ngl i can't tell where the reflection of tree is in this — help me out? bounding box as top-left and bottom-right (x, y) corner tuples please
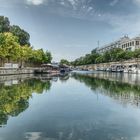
(72, 73), (140, 108)
(0, 79), (51, 127)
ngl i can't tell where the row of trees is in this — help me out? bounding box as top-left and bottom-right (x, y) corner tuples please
(71, 48), (140, 66)
(0, 16), (52, 66)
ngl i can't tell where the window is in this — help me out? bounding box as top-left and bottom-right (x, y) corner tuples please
(136, 41), (139, 45)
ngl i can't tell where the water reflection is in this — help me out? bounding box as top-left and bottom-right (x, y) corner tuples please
(85, 72), (140, 85)
(72, 72), (140, 108)
(1, 73), (140, 140)
(0, 77), (51, 127)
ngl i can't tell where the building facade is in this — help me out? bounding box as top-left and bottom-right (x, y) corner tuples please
(96, 35), (140, 54)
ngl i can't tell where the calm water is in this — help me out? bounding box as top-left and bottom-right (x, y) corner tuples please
(0, 72), (140, 140)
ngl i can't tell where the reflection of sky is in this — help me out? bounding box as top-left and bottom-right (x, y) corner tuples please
(0, 0), (140, 61)
(0, 77), (140, 140)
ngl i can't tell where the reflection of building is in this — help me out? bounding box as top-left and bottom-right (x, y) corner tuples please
(96, 35), (140, 54)
(72, 73), (140, 108)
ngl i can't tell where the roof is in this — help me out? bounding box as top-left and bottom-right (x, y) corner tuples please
(41, 63), (52, 67)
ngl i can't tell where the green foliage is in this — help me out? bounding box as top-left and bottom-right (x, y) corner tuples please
(29, 49), (52, 64)
(134, 49), (140, 58)
(72, 47), (140, 66)
(95, 55), (104, 63)
(0, 32), (20, 60)
(0, 16), (52, 66)
(0, 16), (10, 32)
(10, 25), (30, 46)
(45, 51), (52, 63)
(60, 59), (70, 65)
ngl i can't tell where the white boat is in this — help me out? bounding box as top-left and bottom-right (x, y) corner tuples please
(131, 67), (137, 74)
(123, 68), (128, 73)
(106, 68), (111, 72)
(137, 69), (140, 74)
(128, 65), (138, 74)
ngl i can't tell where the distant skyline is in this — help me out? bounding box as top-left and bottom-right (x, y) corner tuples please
(0, 0), (140, 61)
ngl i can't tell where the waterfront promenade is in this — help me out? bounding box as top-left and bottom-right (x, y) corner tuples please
(76, 58), (140, 71)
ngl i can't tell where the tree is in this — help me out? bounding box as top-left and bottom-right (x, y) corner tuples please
(90, 53), (100, 64)
(0, 16), (53, 67)
(28, 49), (52, 65)
(44, 51), (52, 63)
(0, 32), (20, 63)
(0, 16), (10, 33)
(95, 55), (104, 63)
(110, 48), (124, 61)
(60, 59), (70, 65)
(10, 25), (30, 45)
(116, 51), (126, 61)
(124, 51), (134, 60)
(91, 48), (97, 54)
(0, 33), (6, 60)
(134, 49), (140, 58)
(19, 45), (33, 67)
(103, 51), (111, 62)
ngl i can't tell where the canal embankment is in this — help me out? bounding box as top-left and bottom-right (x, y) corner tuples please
(0, 68), (35, 75)
(76, 58), (140, 71)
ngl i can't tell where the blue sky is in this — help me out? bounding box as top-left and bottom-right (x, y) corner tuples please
(0, 0), (140, 61)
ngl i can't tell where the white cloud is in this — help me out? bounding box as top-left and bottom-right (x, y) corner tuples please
(109, 0), (119, 6)
(68, 0), (77, 6)
(26, 0), (45, 5)
(98, 12), (140, 36)
(134, 0), (140, 3)
(133, 0), (140, 6)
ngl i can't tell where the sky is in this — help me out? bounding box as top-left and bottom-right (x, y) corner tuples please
(0, 0), (140, 61)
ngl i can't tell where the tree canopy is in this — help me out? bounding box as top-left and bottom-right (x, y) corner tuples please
(60, 59), (70, 65)
(10, 25), (30, 46)
(0, 16), (52, 66)
(0, 16), (10, 32)
(72, 47), (140, 66)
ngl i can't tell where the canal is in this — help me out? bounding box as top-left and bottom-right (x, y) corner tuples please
(0, 72), (140, 140)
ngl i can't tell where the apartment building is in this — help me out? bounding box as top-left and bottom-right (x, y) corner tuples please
(96, 35), (140, 54)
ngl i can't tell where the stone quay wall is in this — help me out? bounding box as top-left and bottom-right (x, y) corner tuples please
(0, 68), (35, 76)
(77, 58), (140, 70)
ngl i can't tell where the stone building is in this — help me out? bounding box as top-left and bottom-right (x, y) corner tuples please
(96, 35), (140, 54)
